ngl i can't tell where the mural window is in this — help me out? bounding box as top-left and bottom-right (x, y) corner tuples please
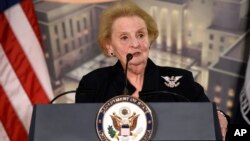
(72, 40), (76, 49)
(59, 60), (63, 65)
(188, 31), (192, 37)
(220, 36), (225, 43)
(56, 38), (60, 53)
(207, 61), (211, 66)
(226, 111), (231, 117)
(213, 96), (221, 104)
(65, 43), (69, 52)
(85, 35), (89, 42)
(228, 88), (235, 98)
(83, 17), (87, 29)
(80, 49), (83, 53)
(70, 19), (74, 36)
(45, 52), (49, 59)
(214, 85), (222, 93)
(77, 20), (81, 33)
(42, 34), (47, 41)
(227, 100), (233, 109)
(198, 42), (202, 48)
(78, 37), (82, 46)
(220, 46), (224, 52)
(54, 25), (58, 35)
(209, 43), (213, 50)
(62, 22), (67, 39)
(227, 88), (235, 116)
(209, 34), (214, 40)
(81, 36), (85, 44)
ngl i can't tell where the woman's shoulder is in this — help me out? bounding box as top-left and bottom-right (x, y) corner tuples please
(82, 66), (114, 80)
(157, 65), (193, 76)
(156, 65), (209, 102)
(77, 66), (115, 91)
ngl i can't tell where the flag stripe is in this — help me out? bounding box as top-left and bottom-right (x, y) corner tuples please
(20, 0), (43, 47)
(241, 55), (250, 125)
(246, 56), (250, 102)
(2, 5), (53, 103)
(0, 121), (10, 141)
(0, 44), (33, 132)
(0, 86), (28, 141)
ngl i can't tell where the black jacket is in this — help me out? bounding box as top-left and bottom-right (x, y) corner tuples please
(75, 59), (210, 103)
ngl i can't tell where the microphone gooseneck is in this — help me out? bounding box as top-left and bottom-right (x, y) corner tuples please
(123, 53), (133, 95)
(49, 90), (76, 104)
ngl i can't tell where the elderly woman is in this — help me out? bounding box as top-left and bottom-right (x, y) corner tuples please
(75, 0), (228, 140)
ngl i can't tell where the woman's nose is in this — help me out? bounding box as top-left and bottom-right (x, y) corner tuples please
(130, 38), (139, 48)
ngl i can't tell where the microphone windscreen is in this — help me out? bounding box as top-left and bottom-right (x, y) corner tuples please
(126, 53), (133, 61)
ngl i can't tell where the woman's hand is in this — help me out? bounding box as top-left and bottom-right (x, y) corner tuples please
(217, 111), (228, 141)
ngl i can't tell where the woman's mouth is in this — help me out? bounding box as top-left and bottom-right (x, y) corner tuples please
(132, 52), (140, 57)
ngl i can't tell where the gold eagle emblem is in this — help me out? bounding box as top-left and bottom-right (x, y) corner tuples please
(110, 112), (139, 136)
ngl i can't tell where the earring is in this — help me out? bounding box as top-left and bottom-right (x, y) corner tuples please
(110, 52), (114, 56)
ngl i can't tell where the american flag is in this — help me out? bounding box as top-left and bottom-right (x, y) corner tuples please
(240, 54), (250, 125)
(0, 0), (54, 140)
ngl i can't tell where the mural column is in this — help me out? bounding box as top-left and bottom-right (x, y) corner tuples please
(150, 6), (161, 49)
(176, 9), (184, 55)
(166, 8), (172, 52)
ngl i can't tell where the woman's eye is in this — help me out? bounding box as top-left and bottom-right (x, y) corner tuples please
(138, 33), (144, 38)
(121, 36), (128, 40)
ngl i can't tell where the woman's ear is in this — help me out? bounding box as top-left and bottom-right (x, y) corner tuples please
(105, 40), (114, 56)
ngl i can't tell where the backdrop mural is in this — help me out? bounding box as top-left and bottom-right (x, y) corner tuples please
(34, 0), (249, 120)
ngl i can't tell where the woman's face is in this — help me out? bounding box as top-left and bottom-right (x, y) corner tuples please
(106, 16), (150, 73)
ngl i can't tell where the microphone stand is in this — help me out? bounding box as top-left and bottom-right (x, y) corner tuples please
(123, 53), (133, 95)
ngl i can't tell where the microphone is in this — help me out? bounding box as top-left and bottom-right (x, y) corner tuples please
(123, 53), (133, 95)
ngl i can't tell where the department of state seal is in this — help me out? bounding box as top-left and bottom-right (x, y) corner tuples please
(96, 95), (153, 141)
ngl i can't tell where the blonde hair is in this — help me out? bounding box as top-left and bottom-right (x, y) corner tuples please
(98, 0), (159, 56)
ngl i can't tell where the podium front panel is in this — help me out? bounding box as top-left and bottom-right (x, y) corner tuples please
(29, 102), (221, 141)
(148, 102), (221, 140)
(29, 103), (101, 141)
